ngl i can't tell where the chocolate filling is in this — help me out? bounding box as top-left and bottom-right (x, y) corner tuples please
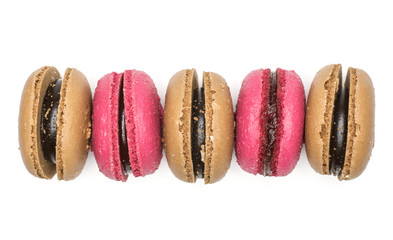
(119, 76), (132, 175)
(264, 71), (278, 176)
(191, 86), (206, 179)
(329, 72), (350, 176)
(40, 79), (62, 164)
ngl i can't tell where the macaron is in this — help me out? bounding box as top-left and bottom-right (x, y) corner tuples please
(305, 64), (375, 180)
(91, 70), (163, 181)
(19, 66), (92, 180)
(235, 68), (305, 176)
(163, 69), (234, 184)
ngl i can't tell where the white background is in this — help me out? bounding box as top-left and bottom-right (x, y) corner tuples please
(1, 0), (392, 239)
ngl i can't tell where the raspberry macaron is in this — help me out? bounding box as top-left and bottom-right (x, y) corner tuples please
(235, 68), (305, 176)
(91, 70), (163, 181)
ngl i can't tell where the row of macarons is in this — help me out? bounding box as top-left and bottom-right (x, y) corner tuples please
(18, 64), (375, 183)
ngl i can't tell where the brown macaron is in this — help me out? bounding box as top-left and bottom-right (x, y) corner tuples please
(163, 69), (234, 184)
(305, 64), (375, 180)
(19, 66), (92, 180)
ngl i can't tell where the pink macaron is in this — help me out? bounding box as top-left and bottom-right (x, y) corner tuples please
(91, 70), (163, 181)
(236, 68), (305, 176)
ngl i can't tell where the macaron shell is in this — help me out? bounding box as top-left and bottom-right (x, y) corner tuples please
(273, 68), (305, 176)
(235, 69), (270, 175)
(163, 69), (198, 183)
(19, 66), (59, 179)
(56, 68), (92, 180)
(123, 70), (163, 177)
(305, 64), (340, 175)
(340, 68), (375, 180)
(203, 72), (234, 184)
(92, 72), (126, 181)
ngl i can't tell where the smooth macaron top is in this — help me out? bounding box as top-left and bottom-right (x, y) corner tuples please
(19, 66), (92, 180)
(235, 69), (269, 174)
(305, 65), (338, 175)
(305, 64), (375, 180)
(344, 68), (375, 179)
(163, 69), (234, 184)
(91, 72), (123, 180)
(123, 70), (163, 177)
(91, 70), (163, 181)
(163, 69), (196, 182)
(236, 68), (305, 176)
(274, 69), (305, 176)
(203, 71), (234, 183)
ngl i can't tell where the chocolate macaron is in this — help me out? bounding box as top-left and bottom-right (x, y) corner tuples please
(163, 69), (234, 184)
(305, 64), (375, 180)
(19, 66), (92, 180)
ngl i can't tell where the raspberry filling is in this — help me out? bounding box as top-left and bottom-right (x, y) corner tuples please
(263, 71), (278, 176)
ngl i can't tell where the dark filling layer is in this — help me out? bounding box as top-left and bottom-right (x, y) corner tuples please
(41, 79), (62, 164)
(264, 71), (278, 176)
(191, 87), (206, 179)
(329, 73), (350, 176)
(119, 76), (132, 175)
